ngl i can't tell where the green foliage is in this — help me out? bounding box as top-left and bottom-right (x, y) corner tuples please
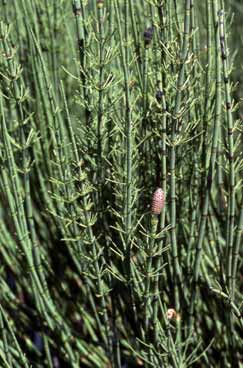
(0, 1), (242, 367)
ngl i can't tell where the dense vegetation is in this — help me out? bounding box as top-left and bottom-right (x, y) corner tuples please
(0, 0), (242, 367)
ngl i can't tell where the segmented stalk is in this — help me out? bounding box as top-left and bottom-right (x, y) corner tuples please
(189, 0), (222, 331)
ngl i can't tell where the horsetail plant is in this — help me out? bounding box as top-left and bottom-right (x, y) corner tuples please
(0, 1), (242, 367)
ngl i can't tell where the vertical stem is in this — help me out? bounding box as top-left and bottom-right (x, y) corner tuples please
(114, 0), (133, 279)
(189, 0), (222, 332)
(218, 8), (235, 295)
(170, 0), (191, 310)
(97, 1), (105, 210)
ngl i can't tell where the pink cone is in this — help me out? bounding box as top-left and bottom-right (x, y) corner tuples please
(151, 188), (165, 215)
